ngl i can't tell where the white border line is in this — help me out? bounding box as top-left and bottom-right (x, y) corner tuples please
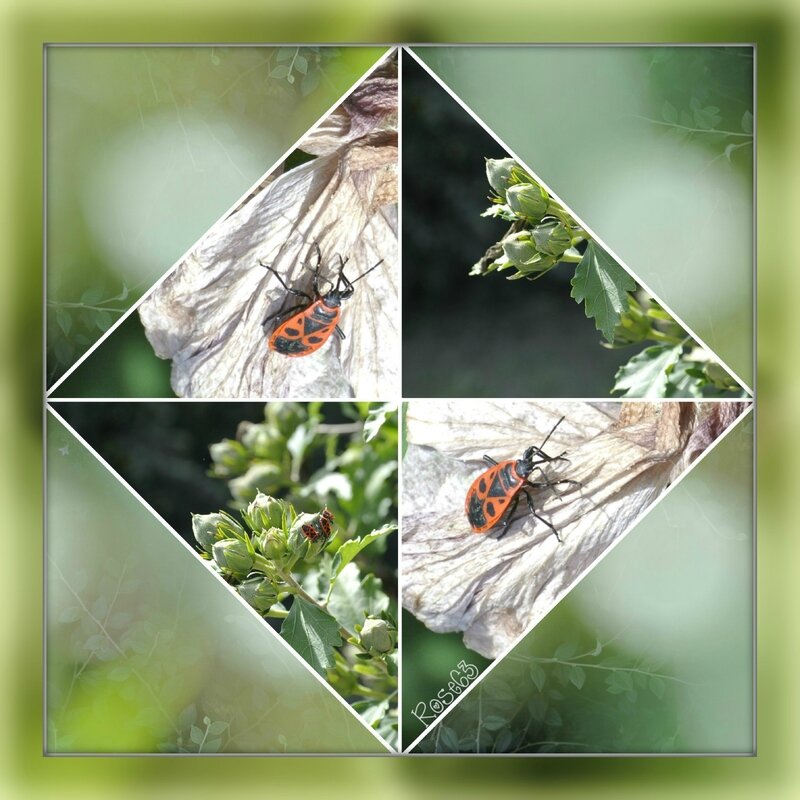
(402, 400), (753, 753)
(402, 46), (754, 398)
(395, 47), (404, 752)
(46, 404), (395, 754)
(47, 395), (748, 405)
(46, 46), (396, 397)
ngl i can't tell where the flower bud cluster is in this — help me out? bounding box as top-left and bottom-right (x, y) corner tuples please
(473, 158), (584, 280)
(191, 491), (336, 615)
(207, 403), (309, 504)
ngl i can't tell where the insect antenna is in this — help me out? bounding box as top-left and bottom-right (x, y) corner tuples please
(536, 415), (566, 452)
(346, 258), (385, 285)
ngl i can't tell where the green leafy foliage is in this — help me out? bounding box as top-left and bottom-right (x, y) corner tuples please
(416, 630), (687, 754)
(472, 158), (747, 399)
(281, 596), (342, 674)
(570, 242), (636, 342)
(195, 402), (399, 746)
(47, 284), (131, 378)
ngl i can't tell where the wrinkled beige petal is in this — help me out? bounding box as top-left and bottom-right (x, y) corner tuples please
(140, 58), (398, 399)
(402, 400), (748, 659)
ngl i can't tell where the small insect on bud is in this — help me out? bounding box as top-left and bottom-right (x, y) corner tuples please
(359, 617), (396, 655)
(192, 512), (246, 554)
(212, 539), (255, 580)
(288, 508), (336, 558)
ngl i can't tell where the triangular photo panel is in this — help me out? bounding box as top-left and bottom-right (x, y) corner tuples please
(405, 409), (752, 753)
(46, 45), (392, 390)
(401, 48), (751, 400)
(400, 399), (751, 749)
(49, 47), (398, 400)
(409, 46), (754, 388)
(46, 411), (392, 754)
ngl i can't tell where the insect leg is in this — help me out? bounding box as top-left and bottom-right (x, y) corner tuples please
(335, 325), (346, 341)
(262, 303), (306, 327)
(311, 244), (323, 296)
(495, 494), (521, 540)
(523, 489), (562, 543)
(482, 455), (499, 466)
(260, 262), (312, 301)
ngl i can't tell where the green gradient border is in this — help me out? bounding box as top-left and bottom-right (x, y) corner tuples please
(3, 1), (793, 797)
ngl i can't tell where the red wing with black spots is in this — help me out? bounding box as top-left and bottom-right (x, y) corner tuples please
(269, 300), (341, 357)
(465, 460), (524, 533)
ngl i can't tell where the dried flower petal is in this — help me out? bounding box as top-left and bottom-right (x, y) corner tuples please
(402, 400), (747, 658)
(140, 59), (398, 398)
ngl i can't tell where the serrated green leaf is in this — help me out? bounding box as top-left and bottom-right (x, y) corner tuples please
(328, 564), (389, 633)
(189, 725), (204, 745)
(280, 595), (341, 674)
(741, 110), (753, 134)
(331, 523), (396, 578)
(613, 344), (684, 398)
(570, 241), (636, 342)
(270, 64), (290, 79)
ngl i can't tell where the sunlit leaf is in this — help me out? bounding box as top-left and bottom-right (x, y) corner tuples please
(280, 595), (341, 675)
(570, 241), (636, 342)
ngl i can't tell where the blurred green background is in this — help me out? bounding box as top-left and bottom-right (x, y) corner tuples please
(413, 415), (753, 754)
(403, 46), (752, 397)
(2, 0), (796, 796)
(46, 413), (388, 754)
(45, 45), (388, 390)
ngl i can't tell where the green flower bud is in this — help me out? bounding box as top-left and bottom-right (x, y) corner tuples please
(501, 232), (557, 273)
(238, 422), (285, 461)
(209, 439), (249, 477)
(237, 577), (278, 614)
(256, 527), (288, 561)
(531, 218), (572, 257)
(192, 511), (246, 554)
(243, 492), (288, 532)
(212, 538), (255, 580)
(229, 463), (283, 505)
(265, 403), (306, 438)
(287, 509), (335, 559)
(485, 158), (517, 196)
(506, 183), (549, 223)
(359, 617), (396, 655)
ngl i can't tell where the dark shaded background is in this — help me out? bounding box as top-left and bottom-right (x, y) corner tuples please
(401, 54), (631, 398)
(54, 401), (398, 600)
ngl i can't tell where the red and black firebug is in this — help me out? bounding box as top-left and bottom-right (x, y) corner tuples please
(261, 243), (384, 358)
(465, 416), (580, 542)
